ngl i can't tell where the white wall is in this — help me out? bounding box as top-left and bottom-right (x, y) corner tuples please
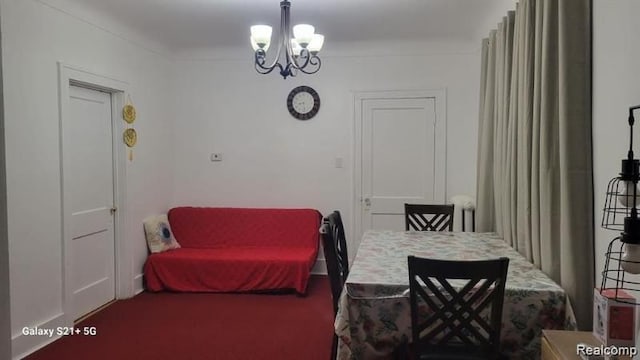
(593, 0), (640, 285)
(1, 0), (174, 357)
(593, 0), (640, 349)
(171, 42), (481, 253)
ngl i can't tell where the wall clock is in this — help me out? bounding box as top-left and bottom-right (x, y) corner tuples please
(287, 86), (320, 120)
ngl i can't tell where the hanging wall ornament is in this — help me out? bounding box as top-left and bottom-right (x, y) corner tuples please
(123, 128), (137, 147)
(123, 104), (136, 124)
(123, 96), (137, 124)
(123, 128), (137, 161)
(122, 95), (137, 161)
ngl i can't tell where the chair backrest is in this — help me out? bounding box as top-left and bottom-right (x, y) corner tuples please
(404, 204), (454, 231)
(407, 256), (509, 356)
(320, 211), (349, 314)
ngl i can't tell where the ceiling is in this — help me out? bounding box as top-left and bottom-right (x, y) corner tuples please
(62, 0), (516, 52)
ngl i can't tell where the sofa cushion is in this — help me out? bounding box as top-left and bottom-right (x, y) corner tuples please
(168, 207), (320, 249)
(143, 214), (181, 253)
(144, 247), (317, 293)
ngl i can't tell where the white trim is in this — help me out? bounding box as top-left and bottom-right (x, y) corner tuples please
(57, 63), (131, 329)
(11, 313), (65, 360)
(352, 89), (447, 242)
(353, 92), (364, 256)
(0, 22), (9, 360)
(310, 259), (327, 275)
(433, 90), (447, 203)
(134, 274), (144, 295)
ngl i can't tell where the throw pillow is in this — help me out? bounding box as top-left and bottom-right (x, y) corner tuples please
(143, 214), (181, 253)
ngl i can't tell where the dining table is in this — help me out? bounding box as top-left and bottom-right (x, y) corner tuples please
(334, 230), (577, 360)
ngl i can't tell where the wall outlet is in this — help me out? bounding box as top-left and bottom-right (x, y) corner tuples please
(335, 157), (344, 168)
(210, 153), (223, 162)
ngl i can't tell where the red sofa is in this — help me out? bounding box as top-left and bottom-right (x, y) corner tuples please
(143, 207), (321, 294)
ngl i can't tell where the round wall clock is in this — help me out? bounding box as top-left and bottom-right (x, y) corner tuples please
(287, 86), (320, 120)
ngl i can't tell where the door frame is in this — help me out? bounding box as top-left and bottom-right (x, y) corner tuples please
(58, 63), (130, 325)
(353, 89), (447, 242)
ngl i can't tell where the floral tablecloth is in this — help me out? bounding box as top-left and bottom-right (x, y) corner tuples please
(334, 230), (576, 359)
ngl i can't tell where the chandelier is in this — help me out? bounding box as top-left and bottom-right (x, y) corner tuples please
(250, 0), (324, 79)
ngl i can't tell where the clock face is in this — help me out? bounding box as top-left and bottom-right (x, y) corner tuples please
(292, 92), (314, 114)
(287, 86), (320, 120)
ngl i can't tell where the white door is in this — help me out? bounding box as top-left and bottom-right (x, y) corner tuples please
(67, 85), (116, 320)
(356, 92), (446, 237)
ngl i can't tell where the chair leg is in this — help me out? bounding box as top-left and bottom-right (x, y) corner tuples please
(391, 340), (411, 360)
(472, 209), (476, 232)
(461, 209), (466, 232)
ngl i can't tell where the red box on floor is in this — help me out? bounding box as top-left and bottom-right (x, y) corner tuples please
(593, 288), (636, 347)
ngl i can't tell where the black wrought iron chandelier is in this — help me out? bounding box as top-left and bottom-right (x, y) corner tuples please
(250, 0), (324, 79)
(601, 104), (640, 304)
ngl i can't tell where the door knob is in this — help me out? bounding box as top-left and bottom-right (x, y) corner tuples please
(364, 198), (371, 207)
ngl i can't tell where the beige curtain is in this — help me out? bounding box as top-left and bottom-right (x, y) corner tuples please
(476, 0), (593, 329)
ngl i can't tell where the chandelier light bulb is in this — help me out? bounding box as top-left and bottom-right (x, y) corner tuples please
(250, 25), (272, 48)
(251, 37), (270, 52)
(293, 24), (315, 47)
(308, 34), (324, 54)
(618, 180), (640, 208)
(290, 39), (302, 57)
(250, 36), (258, 51)
(621, 243), (640, 274)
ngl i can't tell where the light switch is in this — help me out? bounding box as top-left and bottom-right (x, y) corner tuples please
(210, 153), (223, 162)
(335, 157), (343, 168)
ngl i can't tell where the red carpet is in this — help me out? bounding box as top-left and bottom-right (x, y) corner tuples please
(25, 275), (334, 360)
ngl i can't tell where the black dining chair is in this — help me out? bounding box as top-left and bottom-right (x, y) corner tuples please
(320, 210), (349, 360)
(400, 256), (510, 360)
(404, 204), (454, 231)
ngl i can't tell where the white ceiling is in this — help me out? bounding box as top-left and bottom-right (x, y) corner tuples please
(61, 0), (516, 52)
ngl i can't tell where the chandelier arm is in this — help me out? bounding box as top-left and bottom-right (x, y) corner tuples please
(296, 54), (321, 74)
(253, 1), (289, 73)
(254, 50), (275, 73)
(290, 49), (312, 70)
(254, 61), (280, 75)
(284, 63), (296, 78)
(254, 39), (285, 72)
(254, 51), (283, 73)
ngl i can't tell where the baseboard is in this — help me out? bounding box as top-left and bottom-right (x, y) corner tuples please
(12, 312), (66, 360)
(311, 259), (327, 275)
(311, 258), (353, 276)
(134, 273), (144, 295)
